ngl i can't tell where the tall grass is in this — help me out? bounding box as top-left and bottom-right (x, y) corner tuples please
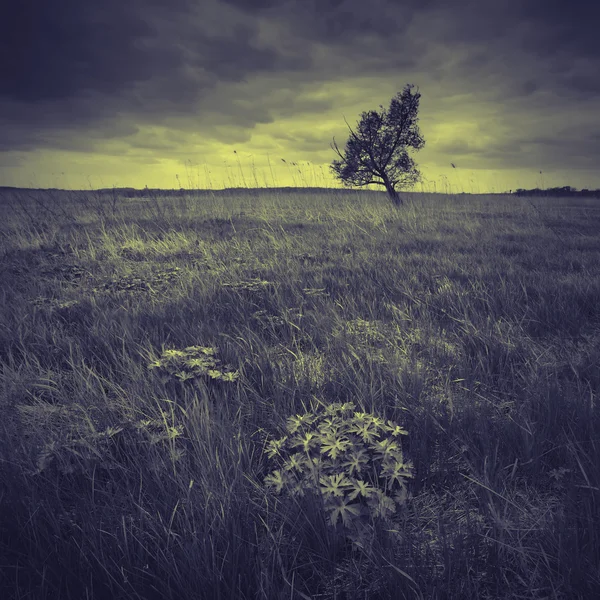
(1, 171), (599, 599)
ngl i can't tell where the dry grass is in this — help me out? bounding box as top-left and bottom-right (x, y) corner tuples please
(0, 177), (599, 599)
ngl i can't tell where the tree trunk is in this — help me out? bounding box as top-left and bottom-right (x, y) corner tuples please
(382, 176), (402, 206)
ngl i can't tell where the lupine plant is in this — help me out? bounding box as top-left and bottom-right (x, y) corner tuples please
(148, 345), (239, 383)
(264, 401), (414, 549)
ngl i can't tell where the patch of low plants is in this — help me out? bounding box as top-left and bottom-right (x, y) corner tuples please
(338, 318), (399, 349)
(40, 263), (89, 283)
(264, 401), (414, 550)
(30, 297), (92, 326)
(148, 345), (239, 384)
(31, 297), (81, 311)
(251, 307), (304, 330)
(302, 286), (330, 298)
(118, 246), (147, 261)
(92, 266), (181, 295)
(223, 278), (273, 292)
(295, 252), (319, 263)
(34, 418), (185, 479)
(251, 309), (286, 328)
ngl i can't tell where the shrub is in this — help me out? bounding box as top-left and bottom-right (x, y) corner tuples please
(264, 401), (414, 549)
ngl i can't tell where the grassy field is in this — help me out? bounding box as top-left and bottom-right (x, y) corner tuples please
(0, 186), (599, 599)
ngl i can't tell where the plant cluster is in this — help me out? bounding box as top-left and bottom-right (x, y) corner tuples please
(93, 266), (181, 294)
(264, 401), (414, 548)
(341, 318), (395, 347)
(251, 309), (286, 328)
(31, 297), (80, 311)
(222, 278), (273, 292)
(302, 286), (329, 298)
(34, 418), (184, 478)
(30, 296), (89, 326)
(118, 246), (147, 261)
(251, 308), (304, 330)
(40, 262), (88, 282)
(148, 345), (239, 383)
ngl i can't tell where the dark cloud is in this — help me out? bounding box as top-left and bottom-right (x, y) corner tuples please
(0, 0), (598, 188)
(0, 0), (175, 103)
(220, 0), (286, 10)
(1, 0), (596, 106)
(183, 23), (308, 82)
(1, 1), (309, 102)
(277, 0), (415, 42)
(0, 0), (316, 154)
(517, 0), (600, 59)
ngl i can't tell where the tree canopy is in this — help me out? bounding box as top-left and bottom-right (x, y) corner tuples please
(330, 84), (425, 205)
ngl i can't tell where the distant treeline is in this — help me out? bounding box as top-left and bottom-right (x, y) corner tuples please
(94, 186), (379, 197)
(2, 185), (599, 198)
(0, 186), (375, 197)
(512, 186), (600, 198)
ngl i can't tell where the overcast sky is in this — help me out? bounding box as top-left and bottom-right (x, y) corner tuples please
(1, 0), (598, 193)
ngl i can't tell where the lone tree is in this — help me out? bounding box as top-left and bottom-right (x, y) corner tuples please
(330, 84), (425, 206)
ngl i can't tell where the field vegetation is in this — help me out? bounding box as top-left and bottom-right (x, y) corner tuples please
(1, 177), (599, 599)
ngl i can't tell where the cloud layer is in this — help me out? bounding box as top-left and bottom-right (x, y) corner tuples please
(1, 0), (598, 190)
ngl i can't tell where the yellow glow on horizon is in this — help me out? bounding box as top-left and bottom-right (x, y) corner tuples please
(1, 134), (596, 195)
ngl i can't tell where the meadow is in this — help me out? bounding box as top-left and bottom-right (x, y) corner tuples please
(0, 183), (599, 599)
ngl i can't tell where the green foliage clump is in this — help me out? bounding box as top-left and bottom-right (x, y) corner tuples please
(148, 346), (239, 383)
(264, 401), (414, 548)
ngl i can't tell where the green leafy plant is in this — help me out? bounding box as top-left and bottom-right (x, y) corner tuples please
(264, 401), (414, 549)
(148, 346), (239, 384)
